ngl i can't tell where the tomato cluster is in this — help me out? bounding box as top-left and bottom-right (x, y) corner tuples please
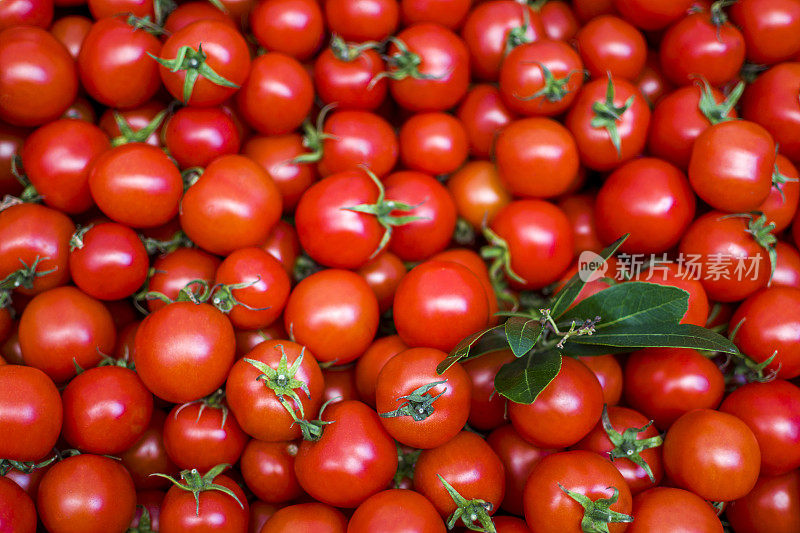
(2, 0), (800, 532)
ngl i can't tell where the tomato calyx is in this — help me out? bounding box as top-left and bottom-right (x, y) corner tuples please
(7, 156), (42, 205)
(244, 345), (312, 417)
(379, 379), (448, 421)
(558, 484), (633, 533)
(288, 397), (337, 442)
(697, 78), (742, 125)
(342, 167), (428, 259)
(111, 109), (169, 147)
(771, 155), (799, 202)
(139, 230), (193, 256)
(437, 474), (496, 533)
(69, 225), (92, 251)
(211, 278), (270, 313)
(517, 63), (584, 104)
(371, 37), (445, 86)
(292, 103), (338, 165)
(148, 45), (240, 104)
(709, 0), (735, 28)
(504, 6), (535, 55)
(0, 448), (80, 476)
(481, 226), (526, 285)
(292, 254), (324, 283)
(146, 279), (266, 314)
(393, 444), (421, 488)
(174, 388), (231, 429)
(719, 320), (779, 388)
(0, 255), (56, 292)
(590, 76), (633, 158)
(329, 34), (383, 62)
(600, 405), (663, 483)
(721, 211), (778, 283)
(151, 464), (244, 516)
(125, 14), (169, 36)
(127, 506), (155, 533)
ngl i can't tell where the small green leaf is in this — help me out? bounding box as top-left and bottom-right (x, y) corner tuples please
(504, 317), (543, 358)
(436, 325), (506, 374)
(494, 349), (562, 404)
(560, 282), (689, 332)
(560, 323), (740, 356)
(550, 234), (628, 319)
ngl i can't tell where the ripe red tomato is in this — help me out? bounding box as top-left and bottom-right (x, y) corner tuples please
(250, 0), (323, 61)
(663, 409), (761, 501)
(726, 469), (800, 533)
(730, 0), (800, 64)
(348, 489), (447, 533)
(456, 84), (516, 158)
(577, 354), (623, 406)
(355, 335), (409, 406)
(398, 112), (468, 175)
(294, 400), (398, 508)
(627, 487), (723, 533)
(463, 350), (513, 431)
(87, 0), (153, 19)
(120, 410), (179, 490)
(773, 241), (800, 289)
(97, 101), (166, 147)
(159, 469), (248, 533)
(356, 251), (407, 313)
(447, 160), (511, 230)
(575, 15), (646, 81)
(393, 260), (489, 352)
(135, 300), (236, 403)
(612, 0), (692, 30)
(261, 502), (347, 533)
(0, 26), (77, 127)
(509, 356), (603, 448)
(523, 450), (632, 533)
(163, 1), (236, 34)
(163, 106), (241, 169)
(0, 364), (62, 461)
(37, 454), (137, 533)
(313, 40), (387, 111)
(758, 154), (800, 233)
(316, 110), (399, 178)
(147, 248), (220, 313)
(0, 476), (36, 533)
(243, 135), (318, 213)
(19, 286), (116, 383)
(0, 0), (53, 30)
(180, 155), (282, 255)
(240, 440), (302, 503)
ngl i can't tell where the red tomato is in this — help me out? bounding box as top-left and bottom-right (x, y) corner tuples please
(240, 440), (302, 503)
(575, 15), (646, 81)
(726, 470), (800, 533)
(89, 143), (183, 228)
(357, 251), (407, 313)
(773, 241), (800, 289)
(509, 356), (603, 448)
(19, 287), (116, 383)
(456, 84), (516, 158)
(88, 0), (153, 19)
(226, 339), (324, 442)
(261, 502), (347, 533)
(260, 220), (301, 275)
(164, 1), (236, 34)
(613, 0), (692, 30)
(399, 112), (468, 175)
(355, 335), (409, 407)
(163, 106), (241, 168)
(730, 287), (800, 379)
(250, 0), (323, 60)
(316, 110), (399, 178)
(324, 0), (398, 42)
(294, 400), (398, 508)
(120, 410), (179, 490)
(159, 468), (248, 533)
(627, 487), (723, 533)
(536, 1), (578, 40)
(98, 101), (166, 147)
(558, 195), (603, 256)
(0, 365), (62, 461)
(0, 476), (36, 533)
(447, 160), (511, 230)
(0, 26), (77, 127)
(730, 0), (800, 64)
(180, 155), (282, 255)
(595, 157), (696, 253)
(758, 154), (800, 232)
(0, 0), (52, 30)
(463, 350), (513, 431)
(37, 454), (137, 533)
(313, 39), (387, 111)
(348, 489), (447, 533)
(577, 355), (623, 406)
(147, 247), (220, 313)
(523, 450), (632, 533)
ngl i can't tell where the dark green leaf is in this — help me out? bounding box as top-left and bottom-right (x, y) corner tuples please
(505, 317), (543, 358)
(494, 349), (562, 404)
(550, 234), (628, 319)
(436, 325), (507, 374)
(560, 323), (740, 355)
(559, 282), (689, 332)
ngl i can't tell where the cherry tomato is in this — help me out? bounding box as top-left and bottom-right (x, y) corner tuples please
(447, 160), (511, 230)
(147, 247), (220, 313)
(355, 335), (409, 407)
(613, 0), (692, 30)
(730, 0), (800, 64)
(164, 1), (236, 34)
(536, 1), (578, 40)
(313, 39), (387, 111)
(357, 251), (407, 313)
(773, 241), (800, 289)
(0, 476), (36, 533)
(159, 470), (248, 533)
(324, 0), (398, 42)
(348, 489), (447, 533)
(250, 0), (323, 61)
(627, 487), (723, 533)
(758, 154), (800, 232)
(456, 84), (516, 158)
(726, 470), (800, 533)
(261, 502), (347, 533)
(164, 106), (241, 169)
(317, 110), (399, 178)
(240, 440), (302, 503)
(575, 15), (646, 81)
(577, 355), (623, 406)
(463, 349), (513, 431)
(121, 410), (179, 490)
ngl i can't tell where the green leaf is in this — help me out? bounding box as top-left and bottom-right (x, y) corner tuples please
(559, 282), (689, 332)
(505, 317), (543, 358)
(494, 349), (562, 404)
(550, 235), (628, 319)
(436, 325), (507, 374)
(560, 323), (740, 356)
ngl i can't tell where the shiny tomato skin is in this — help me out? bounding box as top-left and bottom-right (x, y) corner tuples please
(294, 400), (398, 508)
(0, 26), (77, 127)
(0, 365), (62, 462)
(393, 260), (489, 352)
(726, 470), (800, 533)
(134, 302), (236, 403)
(160, 473), (248, 533)
(0, 0), (52, 30)
(147, 247), (220, 313)
(163, 106), (241, 169)
(89, 143), (183, 228)
(575, 15), (646, 81)
(37, 454), (137, 533)
(384, 170), (457, 262)
(158, 20), (250, 107)
(612, 0), (692, 30)
(88, 0), (153, 19)
(0, 476), (36, 533)
(120, 410), (179, 490)
(663, 409), (761, 502)
(236, 52), (314, 136)
(595, 157), (696, 253)
(487, 423), (557, 516)
(225, 340), (324, 442)
(356, 251), (407, 314)
(577, 355), (623, 406)
(77, 17), (161, 109)
(557, 194), (602, 256)
(398, 112), (468, 175)
(163, 1), (237, 34)
(355, 335), (409, 407)
(689, 120), (776, 213)
(464, 349), (514, 431)
(348, 489), (447, 533)
(773, 241), (800, 289)
(19, 287), (116, 383)
(260, 220), (301, 275)
(0, 123), (25, 197)
(758, 154), (800, 232)
(627, 487), (723, 533)
(523, 450), (632, 533)
(61, 366), (153, 455)
(447, 160), (511, 230)
(261, 502), (347, 533)
(163, 402), (248, 472)
(250, 0), (323, 61)
(376, 347), (471, 449)
(21, 118), (109, 214)
(730, 287), (800, 380)
(720, 379), (800, 476)
(240, 440), (302, 503)
(324, 0), (398, 42)
(414, 431), (505, 520)
(69, 222), (150, 301)
(318, 110), (399, 178)
(387, 23), (470, 112)
(98, 101), (165, 147)
(730, 0), (800, 64)
(489, 200), (574, 290)
(623, 348), (724, 430)
(456, 84), (516, 158)
(180, 154), (282, 256)
(509, 356), (604, 449)
(284, 269), (379, 364)
(313, 46), (387, 111)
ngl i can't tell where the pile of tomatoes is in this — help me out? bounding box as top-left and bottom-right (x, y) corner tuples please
(2, 0), (800, 531)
